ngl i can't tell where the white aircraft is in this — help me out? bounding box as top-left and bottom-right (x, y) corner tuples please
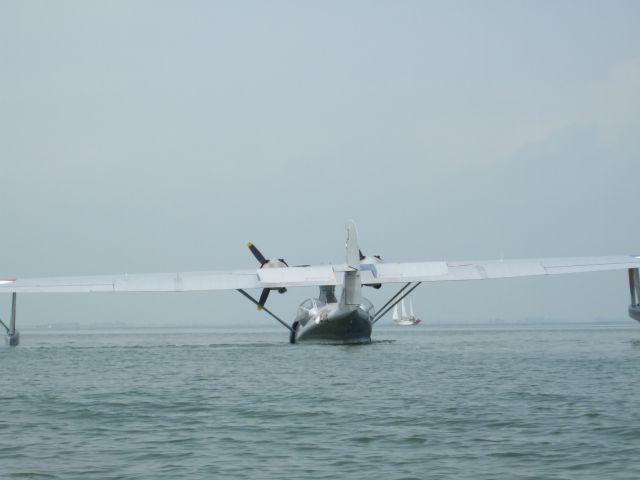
(2, 221), (640, 346)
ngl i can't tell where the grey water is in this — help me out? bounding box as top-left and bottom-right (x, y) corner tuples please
(2, 324), (640, 480)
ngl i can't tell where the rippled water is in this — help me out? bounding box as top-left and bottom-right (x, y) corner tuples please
(2, 324), (640, 479)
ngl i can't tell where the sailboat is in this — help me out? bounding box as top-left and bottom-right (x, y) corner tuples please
(392, 296), (421, 326)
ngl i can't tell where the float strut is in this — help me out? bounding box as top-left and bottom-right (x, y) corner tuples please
(629, 269), (640, 306)
(372, 282), (422, 325)
(5, 293), (19, 346)
(628, 269), (640, 322)
(373, 282), (412, 322)
(237, 289), (293, 333)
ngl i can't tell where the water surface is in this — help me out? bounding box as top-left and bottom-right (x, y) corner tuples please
(2, 324), (640, 479)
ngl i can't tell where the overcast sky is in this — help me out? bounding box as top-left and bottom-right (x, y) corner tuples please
(1, 1), (639, 329)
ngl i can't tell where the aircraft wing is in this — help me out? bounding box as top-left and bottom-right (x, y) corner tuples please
(0, 270), (261, 293)
(358, 255), (640, 285)
(1, 255), (639, 294)
(0, 265), (345, 293)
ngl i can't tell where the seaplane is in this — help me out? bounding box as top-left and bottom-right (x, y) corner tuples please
(2, 221), (640, 346)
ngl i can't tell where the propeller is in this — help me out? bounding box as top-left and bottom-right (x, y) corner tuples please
(247, 242), (289, 310)
(258, 288), (271, 310)
(248, 242), (268, 266)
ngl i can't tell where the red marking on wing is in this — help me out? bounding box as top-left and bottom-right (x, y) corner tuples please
(0, 278), (16, 283)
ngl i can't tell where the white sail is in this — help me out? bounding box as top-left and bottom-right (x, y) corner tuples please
(393, 295), (421, 326)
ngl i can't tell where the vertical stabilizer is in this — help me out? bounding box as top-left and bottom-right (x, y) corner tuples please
(343, 220), (362, 306)
(346, 220), (360, 270)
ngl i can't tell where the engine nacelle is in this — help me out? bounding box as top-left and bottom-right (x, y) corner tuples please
(360, 255), (383, 265)
(360, 255), (383, 289)
(261, 259), (288, 269)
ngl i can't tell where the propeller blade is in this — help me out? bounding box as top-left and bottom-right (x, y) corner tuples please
(247, 242), (268, 266)
(257, 288), (270, 311)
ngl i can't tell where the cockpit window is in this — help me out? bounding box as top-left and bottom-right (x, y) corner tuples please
(359, 298), (375, 318)
(299, 298), (326, 311)
(295, 298), (327, 326)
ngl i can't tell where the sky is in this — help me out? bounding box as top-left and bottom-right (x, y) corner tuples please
(1, 1), (639, 329)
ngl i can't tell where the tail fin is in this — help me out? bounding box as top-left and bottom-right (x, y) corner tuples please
(342, 220), (362, 306)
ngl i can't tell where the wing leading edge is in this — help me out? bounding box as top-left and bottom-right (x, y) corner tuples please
(1, 255), (639, 294)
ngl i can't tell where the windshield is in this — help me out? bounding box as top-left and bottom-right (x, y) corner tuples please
(295, 298), (326, 326)
(359, 297), (375, 318)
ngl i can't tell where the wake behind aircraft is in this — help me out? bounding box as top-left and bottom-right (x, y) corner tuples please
(2, 221), (640, 346)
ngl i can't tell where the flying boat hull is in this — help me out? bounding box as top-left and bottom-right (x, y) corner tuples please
(295, 307), (372, 344)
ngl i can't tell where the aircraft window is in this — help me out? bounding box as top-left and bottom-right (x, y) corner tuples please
(296, 298), (326, 326)
(299, 298), (325, 311)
